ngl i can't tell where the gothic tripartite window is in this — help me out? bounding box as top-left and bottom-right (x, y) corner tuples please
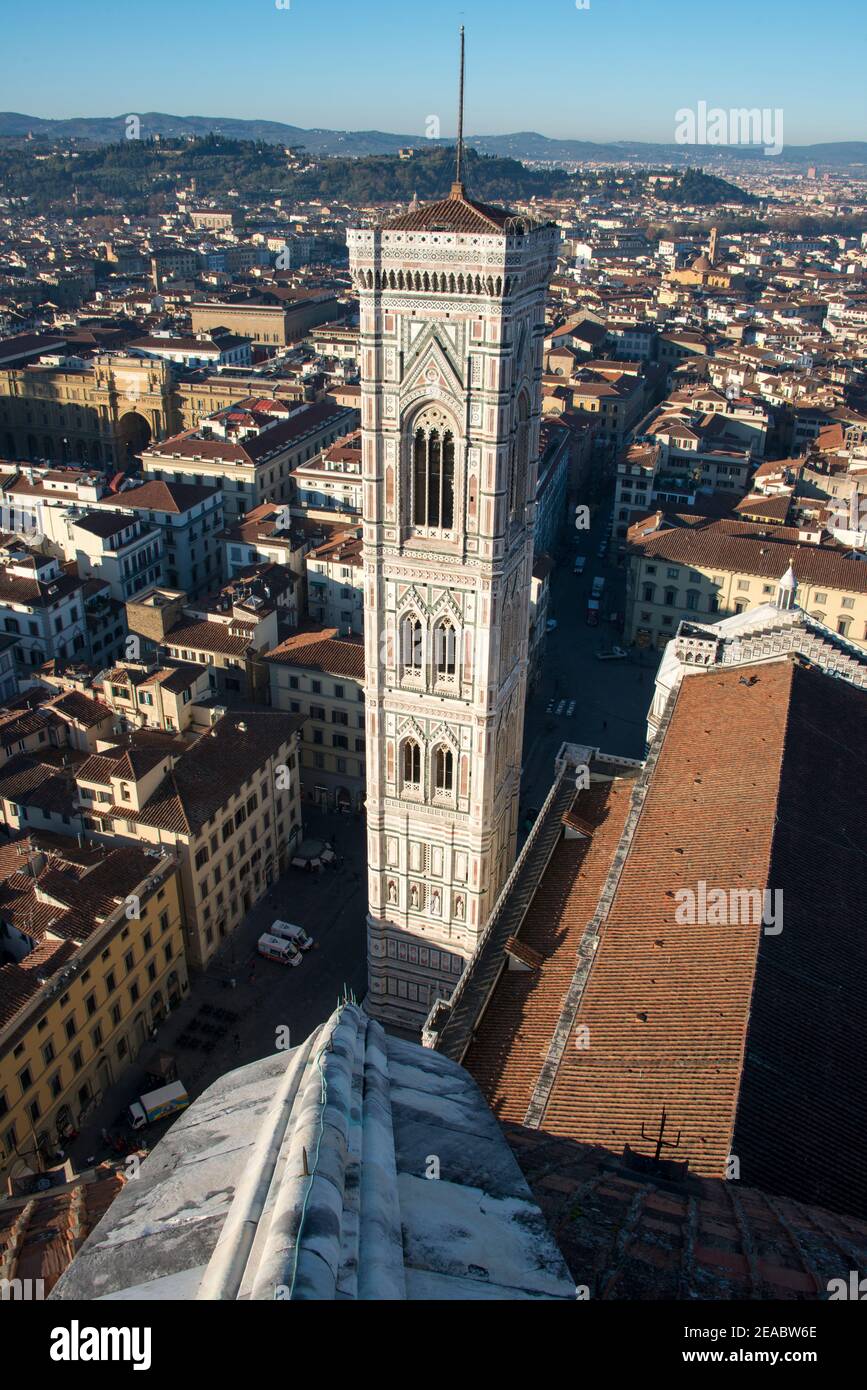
(411, 408), (456, 531)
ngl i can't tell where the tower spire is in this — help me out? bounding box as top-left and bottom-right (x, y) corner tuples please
(452, 25), (466, 197)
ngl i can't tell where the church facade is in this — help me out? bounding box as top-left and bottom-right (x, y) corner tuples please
(348, 184), (557, 1026)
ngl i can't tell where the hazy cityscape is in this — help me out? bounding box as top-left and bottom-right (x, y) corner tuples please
(0, 0), (866, 1350)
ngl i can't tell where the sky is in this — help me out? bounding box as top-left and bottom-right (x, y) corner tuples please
(2, 0), (866, 146)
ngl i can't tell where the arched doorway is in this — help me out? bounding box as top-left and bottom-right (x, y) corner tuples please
(117, 411), (152, 460)
(335, 786), (352, 813)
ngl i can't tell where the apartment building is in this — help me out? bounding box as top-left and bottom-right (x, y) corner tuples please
(266, 629), (365, 812)
(49, 512), (163, 605)
(96, 662), (212, 735)
(96, 480), (224, 598)
(188, 292), (339, 347)
(559, 372), (646, 450)
(291, 429), (362, 520)
(151, 570), (292, 702)
(305, 531), (363, 634)
(81, 578), (128, 671)
(0, 544), (88, 674)
(625, 511), (867, 650)
(0, 839), (187, 1183)
(176, 374), (306, 432)
(142, 399), (356, 524)
(75, 710), (304, 969)
(128, 329), (252, 372)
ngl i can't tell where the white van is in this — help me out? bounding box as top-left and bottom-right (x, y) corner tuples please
(270, 920), (313, 951)
(573, 556), (586, 576)
(257, 932), (303, 967)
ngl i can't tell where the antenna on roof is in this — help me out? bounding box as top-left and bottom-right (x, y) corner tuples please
(640, 1106), (681, 1164)
(453, 24), (466, 196)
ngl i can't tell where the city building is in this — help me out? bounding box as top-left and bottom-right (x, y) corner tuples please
(347, 178), (557, 1025)
(426, 650), (867, 1219)
(291, 428), (363, 520)
(305, 529), (364, 633)
(75, 709), (304, 970)
(624, 511), (867, 650)
(0, 544), (87, 676)
(95, 480), (224, 598)
(142, 399), (356, 524)
(188, 292), (339, 347)
(266, 627), (366, 811)
(0, 839), (186, 1185)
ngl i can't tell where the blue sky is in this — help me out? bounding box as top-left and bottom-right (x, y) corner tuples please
(3, 0), (865, 144)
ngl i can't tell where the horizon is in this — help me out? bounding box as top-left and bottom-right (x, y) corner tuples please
(4, 108), (867, 153)
(3, 0), (865, 146)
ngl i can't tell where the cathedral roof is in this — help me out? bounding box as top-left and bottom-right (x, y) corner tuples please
(384, 182), (537, 236)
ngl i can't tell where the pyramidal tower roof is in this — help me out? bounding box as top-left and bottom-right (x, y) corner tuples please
(384, 27), (540, 238)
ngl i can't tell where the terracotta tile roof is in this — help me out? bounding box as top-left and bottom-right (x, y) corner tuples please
(462, 658), (867, 1218)
(0, 567), (82, 608)
(148, 401), (352, 468)
(0, 755), (77, 816)
(505, 1125), (867, 1300)
(463, 779), (636, 1123)
(265, 628), (365, 680)
(628, 518), (867, 593)
(0, 842), (163, 1025)
(46, 690), (113, 729)
(103, 479), (220, 513)
(104, 709), (304, 837)
(384, 186), (528, 235)
(0, 1167), (128, 1295)
(164, 619), (254, 659)
(0, 706), (61, 748)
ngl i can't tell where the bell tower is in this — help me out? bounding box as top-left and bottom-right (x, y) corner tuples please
(347, 33), (558, 1027)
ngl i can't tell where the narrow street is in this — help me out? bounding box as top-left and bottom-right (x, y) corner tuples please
(520, 493), (660, 813)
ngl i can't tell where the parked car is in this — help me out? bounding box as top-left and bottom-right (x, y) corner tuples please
(595, 646), (629, 660)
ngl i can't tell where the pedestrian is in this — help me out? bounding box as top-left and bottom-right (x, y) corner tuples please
(602, 719), (608, 730)
(233, 1033), (241, 1051)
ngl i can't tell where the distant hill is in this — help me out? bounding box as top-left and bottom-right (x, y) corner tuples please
(1, 112), (866, 168)
(0, 137), (756, 214)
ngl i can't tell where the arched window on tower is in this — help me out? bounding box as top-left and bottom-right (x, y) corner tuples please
(434, 619), (457, 683)
(400, 613), (424, 678)
(412, 413), (455, 530)
(402, 739), (421, 790)
(433, 746), (454, 795)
